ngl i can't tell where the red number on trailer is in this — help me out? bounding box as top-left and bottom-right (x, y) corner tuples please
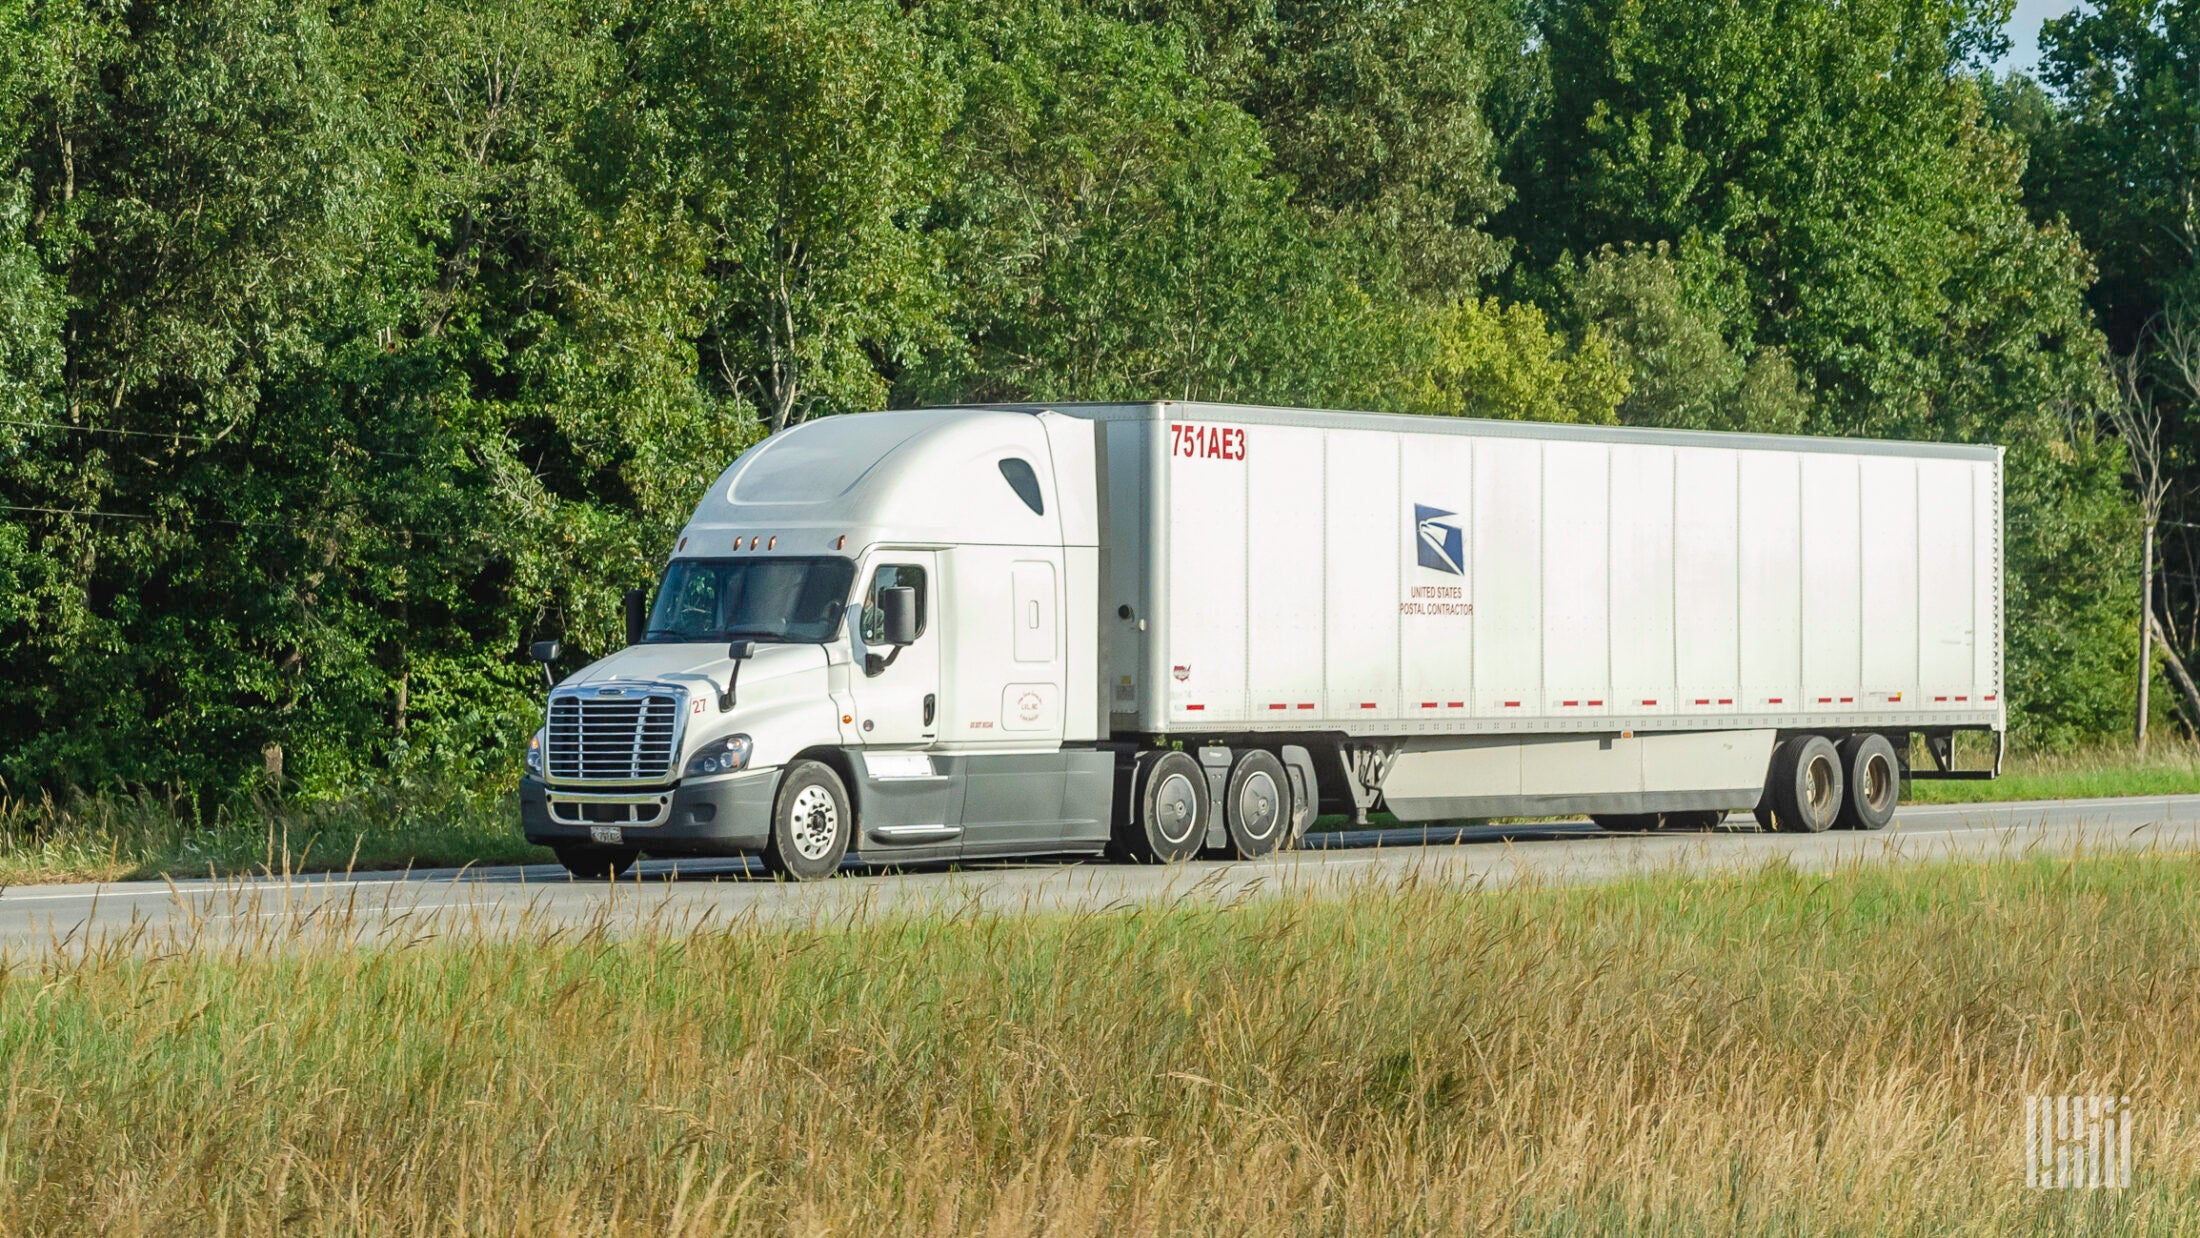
(1171, 423), (1246, 461)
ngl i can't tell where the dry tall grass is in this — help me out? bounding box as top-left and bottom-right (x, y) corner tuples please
(0, 780), (545, 883)
(8, 855), (2199, 1234)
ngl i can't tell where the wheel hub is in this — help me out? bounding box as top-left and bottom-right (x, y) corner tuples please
(1238, 772), (1279, 840)
(789, 784), (840, 860)
(1155, 771), (1197, 843)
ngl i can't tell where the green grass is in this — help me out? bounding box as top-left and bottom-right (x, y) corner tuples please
(3, 739), (2195, 885)
(1906, 740), (2200, 803)
(0, 781), (550, 885)
(10, 853), (2200, 1233)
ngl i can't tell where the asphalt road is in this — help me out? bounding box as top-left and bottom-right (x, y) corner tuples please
(6, 794), (2197, 950)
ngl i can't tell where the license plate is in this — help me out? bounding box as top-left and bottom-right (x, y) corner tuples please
(589, 825), (624, 845)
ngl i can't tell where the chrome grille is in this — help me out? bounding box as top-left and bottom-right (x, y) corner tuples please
(545, 691), (682, 782)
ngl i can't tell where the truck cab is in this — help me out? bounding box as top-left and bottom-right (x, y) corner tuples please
(518, 408), (1116, 879)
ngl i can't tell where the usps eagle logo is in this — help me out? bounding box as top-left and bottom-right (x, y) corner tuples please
(1414, 504), (1464, 575)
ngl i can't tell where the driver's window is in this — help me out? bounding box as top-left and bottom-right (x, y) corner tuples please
(672, 570), (720, 634)
(861, 564), (927, 644)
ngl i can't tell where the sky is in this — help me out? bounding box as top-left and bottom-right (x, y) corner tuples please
(1999, 0), (2082, 74)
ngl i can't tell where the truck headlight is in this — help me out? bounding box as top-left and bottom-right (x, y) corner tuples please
(685, 734), (753, 777)
(526, 729), (544, 775)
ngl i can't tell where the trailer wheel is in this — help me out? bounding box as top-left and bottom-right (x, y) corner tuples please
(1116, 750), (1207, 864)
(1589, 813), (1661, 831)
(1836, 733), (1900, 830)
(1769, 735), (1844, 833)
(551, 843), (638, 880)
(760, 759), (851, 880)
(1222, 750), (1290, 859)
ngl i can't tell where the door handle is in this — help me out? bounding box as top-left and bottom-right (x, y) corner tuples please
(923, 693), (936, 726)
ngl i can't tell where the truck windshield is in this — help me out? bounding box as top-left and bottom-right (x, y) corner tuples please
(645, 557), (857, 644)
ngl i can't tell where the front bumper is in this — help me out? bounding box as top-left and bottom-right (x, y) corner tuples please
(520, 769), (778, 854)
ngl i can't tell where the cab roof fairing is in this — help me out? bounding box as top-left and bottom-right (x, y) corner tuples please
(673, 408), (1090, 557)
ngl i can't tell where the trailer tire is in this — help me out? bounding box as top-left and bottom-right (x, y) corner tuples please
(551, 843), (638, 880)
(760, 759), (851, 881)
(1115, 750), (1207, 864)
(1589, 813), (1661, 831)
(1222, 750), (1290, 859)
(1769, 735), (1844, 833)
(1836, 733), (1901, 830)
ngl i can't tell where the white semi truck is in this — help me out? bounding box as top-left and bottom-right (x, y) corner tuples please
(520, 402), (2003, 879)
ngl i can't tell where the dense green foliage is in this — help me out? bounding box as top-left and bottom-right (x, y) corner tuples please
(1995, 0), (2200, 746)
(0, 0), (2163, 795)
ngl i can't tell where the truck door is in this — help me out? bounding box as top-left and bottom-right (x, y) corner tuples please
(850, 553), (940, 747)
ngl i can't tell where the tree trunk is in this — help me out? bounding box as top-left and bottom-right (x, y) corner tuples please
(2139, 520), (2156, 755)
(2148, 609), (2200, 741)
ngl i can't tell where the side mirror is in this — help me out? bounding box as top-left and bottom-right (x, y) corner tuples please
(623, 587), (647, 648)
(880, 586), (919, 647)
(528, 640), (561, 689)
(718, 640), (755, 711)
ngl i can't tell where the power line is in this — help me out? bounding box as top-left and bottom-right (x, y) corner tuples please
(0, 418), (216, 443)
(0, 503), (152, 520)
(0, 418), (418, 460)
(0, 502), (286, 529)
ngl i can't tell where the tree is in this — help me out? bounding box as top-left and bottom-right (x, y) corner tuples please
(2029, 0), (2200, 348)
(623, 0), (952, 432)
(1510, 0), (2134, 745)
(2109, 343), (2173, 749)
(907, 0), (1410, 407)
(1105, 0), (1520, 296)
(1396, 297), (1626, 424)
(1548, 243), (1809, 433)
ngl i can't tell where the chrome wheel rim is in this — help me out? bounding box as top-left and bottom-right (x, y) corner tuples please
(1863, 752), (1894, 812)
(1805, 754), (1837, 821)
(789, 784), (840, 861)
(1153, 770), (1198, 844)
(1237, 770), (1280, 841)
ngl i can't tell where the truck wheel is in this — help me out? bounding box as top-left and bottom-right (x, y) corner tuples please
(1589, 813), (1661, 831)
(1836, 733), (1900, 830)
(1664, 810), (1727, 831)
(1770, 735), (1844, 833)
(1115, 750), (1207, 864)
(761, 760), (851, 880)
(1223, 750), (1290, 859)
(551, 843), (638, 880)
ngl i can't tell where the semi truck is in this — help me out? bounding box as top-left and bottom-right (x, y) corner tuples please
(519, 401), (2004, 880)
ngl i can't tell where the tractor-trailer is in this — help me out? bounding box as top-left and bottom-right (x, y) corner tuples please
(519, 401), (2003, 879)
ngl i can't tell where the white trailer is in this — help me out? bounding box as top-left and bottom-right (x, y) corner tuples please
(519, 402), (2003, 879)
